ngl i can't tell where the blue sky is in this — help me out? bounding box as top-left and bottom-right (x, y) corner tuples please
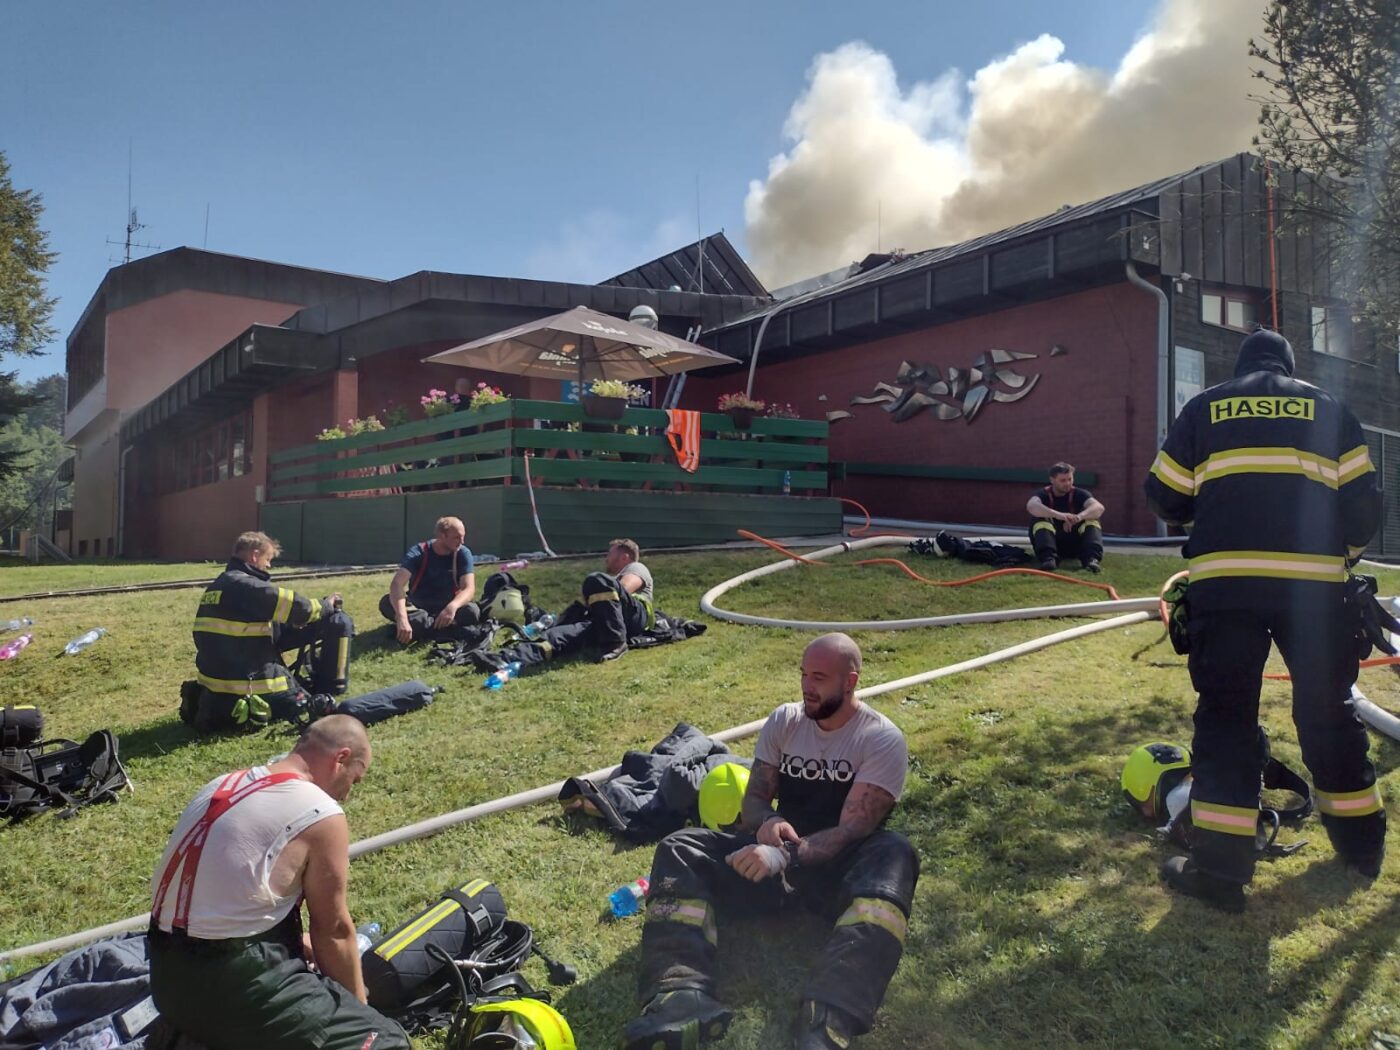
(3, 1), (1159, 384)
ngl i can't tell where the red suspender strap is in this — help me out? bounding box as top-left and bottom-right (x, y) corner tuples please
(409, 541), (431, 598)
(152, 769), (307, 931)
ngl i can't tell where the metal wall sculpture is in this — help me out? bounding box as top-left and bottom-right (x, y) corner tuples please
(849, 347), (1061, 423)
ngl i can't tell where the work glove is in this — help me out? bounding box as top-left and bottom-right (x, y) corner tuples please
(1345, 574), (1400, 658)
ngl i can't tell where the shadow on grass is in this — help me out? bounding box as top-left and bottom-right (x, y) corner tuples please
(116, 715), (203, 761)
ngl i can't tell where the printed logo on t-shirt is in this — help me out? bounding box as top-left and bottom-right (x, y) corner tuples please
(781, 752), (855, 783)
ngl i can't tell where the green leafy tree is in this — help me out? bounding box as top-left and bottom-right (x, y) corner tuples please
(0, 374), (68, 539)
(1251, 0), (1400, 337)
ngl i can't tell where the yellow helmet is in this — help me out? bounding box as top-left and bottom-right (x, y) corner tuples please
(1121, 742), (1191, 821)
(698, 762), (750, 831)
(463, 998), (575, 1050)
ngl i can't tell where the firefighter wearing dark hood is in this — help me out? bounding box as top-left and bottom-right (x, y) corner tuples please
(1143, 329), (1384, 911)
(622, 633), (918, 1050)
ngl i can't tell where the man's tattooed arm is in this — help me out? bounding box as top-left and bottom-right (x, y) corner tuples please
(739, 759), (781, 832)
(795, 783), (896, 866)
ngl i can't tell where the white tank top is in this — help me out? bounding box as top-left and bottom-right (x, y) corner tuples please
(150, 766), (343, 939)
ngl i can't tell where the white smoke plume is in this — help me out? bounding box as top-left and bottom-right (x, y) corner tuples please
(744, 0), (1263, 289)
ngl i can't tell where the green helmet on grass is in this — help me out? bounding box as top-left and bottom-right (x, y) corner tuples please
(463, 998), (575, 1049)
(1121, 742), (1191, 822)
(698, 762), (750, 831)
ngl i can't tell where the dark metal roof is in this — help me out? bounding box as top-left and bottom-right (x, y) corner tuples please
(123, 266), (769, 445)
(600, 232), (770, 300)
(696, 152), (1335, 368)
(714, 155), (1235, 335)
(121, 324), (337, 442)
(67, 248), (384, 359)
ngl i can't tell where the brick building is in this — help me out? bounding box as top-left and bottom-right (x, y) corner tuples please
(63, 153), (1400, 560)
(693, 153), (1400, 549)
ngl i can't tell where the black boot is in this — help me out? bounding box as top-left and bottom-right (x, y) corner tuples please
(597, 644), (628, 663)
(793, 1000), (859, 1049)
(622, 990), (733, 1050)
(1160, 856), (1246, 913)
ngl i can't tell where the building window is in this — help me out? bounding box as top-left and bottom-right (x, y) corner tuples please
(155, 410), (253, 496)
(78, 539), (88, 557)
(1311, 305), (1353, 358)
(1200, 289), (1257, 333)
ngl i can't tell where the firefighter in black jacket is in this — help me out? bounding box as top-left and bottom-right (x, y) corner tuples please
(193, 531), (353, 726)
(1144, 329), (1384, 911)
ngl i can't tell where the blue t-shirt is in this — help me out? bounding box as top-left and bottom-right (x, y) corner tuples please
(400, 541), (474, 610)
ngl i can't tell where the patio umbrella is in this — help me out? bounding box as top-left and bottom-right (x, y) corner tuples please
(423, 305), (740, 386)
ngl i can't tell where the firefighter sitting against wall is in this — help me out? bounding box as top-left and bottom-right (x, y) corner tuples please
(1026, 461), (1105, 572)
(622, 633), (918, 1050)
(1143, 328), (1385, 912)
(189, 531), (354, 730)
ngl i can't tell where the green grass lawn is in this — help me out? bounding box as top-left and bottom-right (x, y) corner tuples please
(3, 547), (1400, 1048)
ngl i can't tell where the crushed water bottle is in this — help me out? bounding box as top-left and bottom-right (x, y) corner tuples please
(0, 633), (33, 661)
(62, 627), (108, 656)
(521, 613), (556, 640)
(482, 661), (523, 690)
(609, 877), (650, 918)
(501, 559), (530, 571)
(1, 617), (33, 633)
(356, 921), (381, 955)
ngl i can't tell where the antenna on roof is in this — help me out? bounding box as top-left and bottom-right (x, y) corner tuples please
(694, 174), (704, 295)
(106, 141), (159, 265)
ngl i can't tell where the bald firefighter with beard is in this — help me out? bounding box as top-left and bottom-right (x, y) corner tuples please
(1145, 329), (1385, 911)
(622, 633), (918, 1050)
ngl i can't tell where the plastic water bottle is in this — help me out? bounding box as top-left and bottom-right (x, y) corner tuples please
(782, 470), (792, 496)
(0, 633), (33, 661)
(482, 661), (523, 690)
(501, 559), (530, 571)
(521, 613), (556, 640)
(62, 627), (108, 656)
(609, 877), (650, 918)
(356, 921), (381, 955)
(1, 617), (33, 633)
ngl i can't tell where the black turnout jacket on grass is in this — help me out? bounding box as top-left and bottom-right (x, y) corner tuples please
(1144, 331), (1381, 611)
(193, 559), (329, 695)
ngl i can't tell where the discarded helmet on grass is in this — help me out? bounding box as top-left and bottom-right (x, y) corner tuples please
(698, 762), (750, 831)
(1121, 742), (1191, 822)
(461, 998), (575, 1049)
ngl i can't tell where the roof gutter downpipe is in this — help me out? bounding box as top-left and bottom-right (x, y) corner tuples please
(743, 281), (846, 398)
(1125, 260), (1170, 538)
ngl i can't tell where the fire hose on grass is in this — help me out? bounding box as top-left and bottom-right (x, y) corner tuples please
(0, 605), (1152, 963)
(8, 545), (1400, 963)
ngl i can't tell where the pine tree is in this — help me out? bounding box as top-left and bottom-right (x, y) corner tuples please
(0, 151), (56, 478)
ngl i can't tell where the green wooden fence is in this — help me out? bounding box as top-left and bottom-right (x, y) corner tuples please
(267, 400), (830, 502)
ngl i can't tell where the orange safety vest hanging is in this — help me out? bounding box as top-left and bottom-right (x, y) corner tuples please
(665, 409), (702, 473)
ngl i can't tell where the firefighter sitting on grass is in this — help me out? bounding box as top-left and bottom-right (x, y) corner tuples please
(556, 538), (654, 663)
(186, 531), (353, 731)
(1026, 461), (1105, 573)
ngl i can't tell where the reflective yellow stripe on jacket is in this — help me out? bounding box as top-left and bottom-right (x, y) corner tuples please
(192, 618), (273, 638)
(196, 672), (289, 696)
(1194, 447), (1340, 490)
(272, 588), (295, 624)
(1338, 444), (1376, 485)
(1149, 450), (1194, 496)
(1188, 550), (1347, 584)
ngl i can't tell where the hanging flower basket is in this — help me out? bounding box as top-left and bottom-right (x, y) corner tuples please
(728, 407), (756, 430)
(581, 394), (628, 420)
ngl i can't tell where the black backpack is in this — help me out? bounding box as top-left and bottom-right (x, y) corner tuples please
(0, 730), (131, 823)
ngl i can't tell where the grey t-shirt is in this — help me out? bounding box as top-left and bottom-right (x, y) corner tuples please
(618, 561), (654, 606)
(754, 702), (907, 837)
